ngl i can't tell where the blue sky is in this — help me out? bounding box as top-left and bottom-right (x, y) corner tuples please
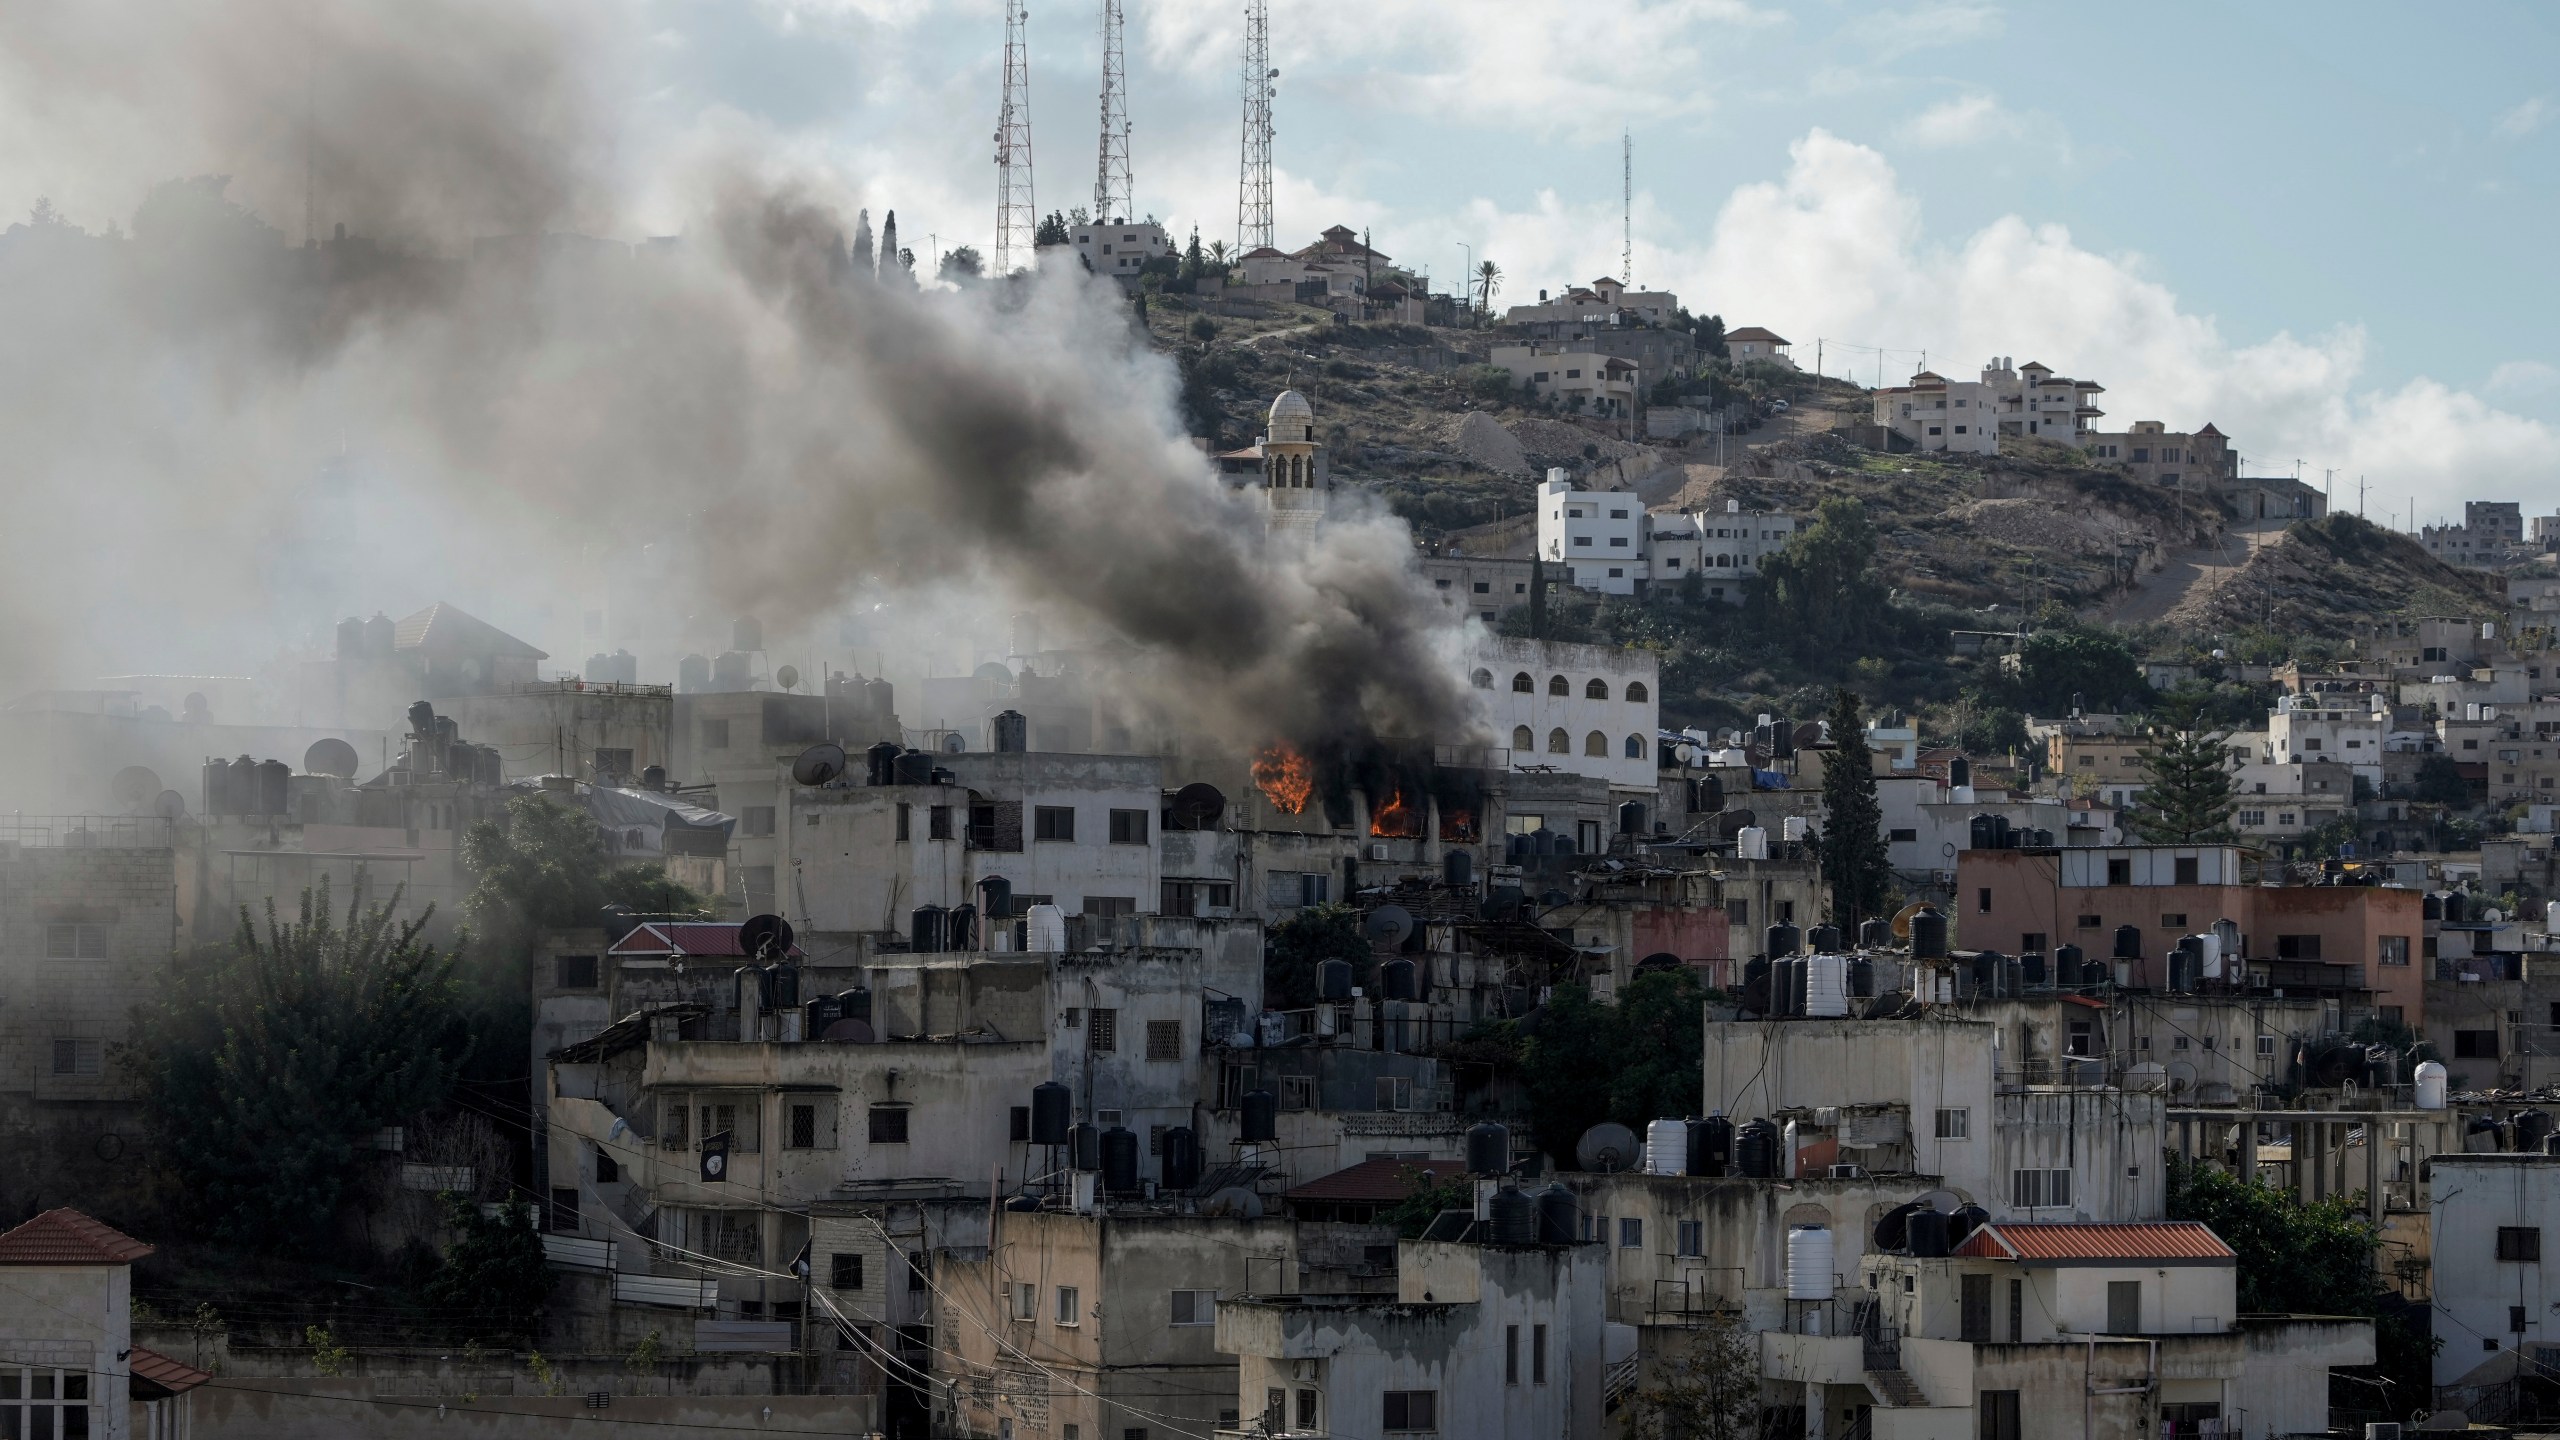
(590, 0), (2559, 527)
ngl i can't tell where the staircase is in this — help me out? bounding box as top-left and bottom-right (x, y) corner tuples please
(1863, 1369), (1929, 1408)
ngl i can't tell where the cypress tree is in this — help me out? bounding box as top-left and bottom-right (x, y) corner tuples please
(1817, 687), (1891, 933)
(851, 209), (874, 274)
(879, 210), (899, 280)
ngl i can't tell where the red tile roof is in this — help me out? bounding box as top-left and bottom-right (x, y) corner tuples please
(1724, 326), (1790, 345)
(1956, 1222), (2232, 1265)
(0, 1208), (155, 1265)
(127, 1345), (212, 1396)
(1285, 1157), (1468, 1204)
(608, 922), (805, 959)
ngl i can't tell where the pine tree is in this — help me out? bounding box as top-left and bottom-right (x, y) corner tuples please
(878, 210), (898, 280)
(1817, 687), (1891, 933)
(851, 209), (874, 274)
(2125, 718), (2239, 844)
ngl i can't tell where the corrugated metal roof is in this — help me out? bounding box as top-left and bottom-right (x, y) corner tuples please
(1284, 1157), (1467, 1205)
(1956, 1222), (2233, 1265)
(0, 1207), (155, 1265)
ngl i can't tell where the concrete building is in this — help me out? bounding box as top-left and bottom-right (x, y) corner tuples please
(1501, 276), (1681, 329)
(2425, 501), (2530, 569)
(0, 1207), (209, 1440)
(1471, 637), (1661, 794)
(1763, 1221), (2370, 1440)
(1981, 358), (2108, 445)
(1068, 219), (1171, 281)
(1534, 473), (1793, 600)
(1725, 326), (1793, 368)
(1418, 554), (1543, 626)
(2083, 420), (2236, 491)
(1875, 360), (2105, 455)
(2431, 1153), (2560, 1402)
(1215, 1235), (1605, 1440)
(1488, 344), (1638, 422)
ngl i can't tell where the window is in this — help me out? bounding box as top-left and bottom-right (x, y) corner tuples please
(895, 802), (911, 841)
(43, 924), (108, 959)
(1169, 1288), (1217, 1325)
(48, 1039), (100, 1077)
(1469, 666), (1493, 687)
(1512, 672), (1533, 693)
(1976, 888), (1992, 915)
(2238, 809), (2265, 827)
(1961, 1272), (1992, 1341)
(1473, 582), (1490, 595)
(908, 1251), (930, 1291)
(2456, 1030), (2501, 1059)
(1891, 828), (1919, 842)
(1147, 1020), (1182, 1061)
(1619, 1217), (1644, 1249)
(929, 805), (953, 840)
(1548, 728), (1570, 753)
(1547, 674), (1571, 696)
(1056, 1285), (1081, 1325)
(595, 1147), (618, 1184)
(1384, 1390), (1438, 1431)
(2276, 934), (2322, 960)
(1627, 681), (1649, 702)
(832, 1253), (865, 1289)
(1088, 1008), (1119, 1053)
(2106, 1280), (2141, 1334)
(1980, 1389), (2021, 1440)
(1012, 1282), (1037, 1319)
(1935, 1108), (1970, 1141)
(1507, 1324), (1520, 1383)
(2174, 857), (2199, 885)
(2500, 1227), (2545, 1263)
(868, 1106), (910, 1144)
(1109, 808), (1149, 844)
(2379, 935), (2411, 966)
(787, 1103), (818, 1149)
(1533, 1324), (1548, 1383)
(1035, 806), (1076, 841)
(555, 954), (599, 989)
(2257, 1035), (2278, 1057)
(2010, 1168), (2072, 1209)
(701, 718), (730, 749)
(0, 1368), (91, 1439)
(1513, 725), (1534, 749)
(2160, 912), (2188, 928)
(1625, 735), (1646, 759)
(1586, 678), (1610, 700)
(743, 805), (776, 837)
(2106, 860), (2131, 888)
(1295, 1391), (1321, 1432)
(2021, 932), (2048, 954)
(550, 1186), (579, 1232)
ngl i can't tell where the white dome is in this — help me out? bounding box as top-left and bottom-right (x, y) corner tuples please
(1269, 389), (1315, 426)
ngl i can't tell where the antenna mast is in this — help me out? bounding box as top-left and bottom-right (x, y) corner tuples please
(1094, 0), (1132, 225)
(1236, 0), (1275, 254)
(994, 0), (1037, 275)
(1621, 129), (1631, 285)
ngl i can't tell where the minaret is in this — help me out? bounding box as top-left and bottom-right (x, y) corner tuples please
(1259, 389), (1328, 529)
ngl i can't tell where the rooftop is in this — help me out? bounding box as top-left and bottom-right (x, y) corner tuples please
(609, 922), (806, 959)
(1955, 1221), (2233, 1266)
(1285, 1157), (1469, 1205)
(0, 1207), (155, 1265)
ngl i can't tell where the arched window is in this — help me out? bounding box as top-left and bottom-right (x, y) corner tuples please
(1547, 728), (1570, 754)
(1626, 681), (1649, 703)
(1548, 674), (1570, 697)
(1625, 734), (1646, 759)
(1512, 672), (1534, 693)
(1471, 668), (1494, 690)
(1585, 730), (1608, 757)
(1585, 678), (1610, 700)
(1513, 725), (1535, 750)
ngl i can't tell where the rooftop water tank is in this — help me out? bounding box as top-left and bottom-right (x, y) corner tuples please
(1240, 1089), (1279, 1143)
(1910, 907), (1949, 959)
(1489, 1187), (1540, 1245)
(1536, 1183), (1578, 1244)
(1644, 1119), (1687, 1176)
(1466, 1121), (1510, 1177)
(1029, 1082), (1071, 1145)
(1785, 1226), (1834, 1301)
(2415, 1061), (2448, 1110)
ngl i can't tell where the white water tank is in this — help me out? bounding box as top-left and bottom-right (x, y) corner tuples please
(1785, 1225), (1834, 1300)
(1737, 827), (1769, 860)
(2192, 932), (2224, 981)
(2415, 1061), (2448, 1110)
(1644, 1119), (1688, 1176)
(1805, 954), (1849, 1018)
(1782, 816), (1809, 842)
(1024, 903), (1067, 953)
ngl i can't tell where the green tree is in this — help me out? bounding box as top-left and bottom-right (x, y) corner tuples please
(1520, 971), (1707, 1168)
(1816, 688), (1891, 934)
(128, 883), (466, 1249)
(1180, 226), (1205, 280)
(2012, 626), (2143, 715)
(936, 245), (984, 282)
(2413, 754), (2471, 807)
(1752, 497), (1891, 660)
(2123, 716), (2238, 844)
(426, 1195), (553, 1340)
(1263, 903), (1371, 1008)
(1033, 211), (1070, 247)
(1378, 1165), (1476, 1238)
(1475, 259), (1502, 317)
(1623, 1311), (1760, 1440)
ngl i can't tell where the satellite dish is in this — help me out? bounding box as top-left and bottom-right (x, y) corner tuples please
(1202, 1186), (1264, 1219)
(1891, 900), (1932, 941)
(1168, 782), (1226, 829)
(1577, 1123), (1640, 1173)
(820, 1017), (877, 1043)
(2167, 1059), (2198, 1093)
(1914, 1188), (1964, 1215)
(154, 790), (187, 820)
(304, 737), (361, 778)
(776, 664), (800, 692)
(941, 732), (967, 754)
(1715, 810), (1758, 840)
(1363, 905), (1414, 948)
(791, 743), (847, 787)
(1636, 951), (1682, 971)
(1791, 721), (1828, 750)
(110, 766), (162, 810)
(739, 913), (795, 961)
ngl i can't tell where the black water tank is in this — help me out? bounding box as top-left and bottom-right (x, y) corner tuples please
(1767, 922), (1802, 959)
(2422, 893), (2445, 921)
(2167, 940), (2196, 992)
(1972, 951), (2004, 998)
(1689, 1114), (1734, 1177)
(1808, 924), (1842, 953)
(1490, 1187), (1538, 1244)
(1100, 1128), (1141, 1195)
(2445, 892), (2469, 924)
(1873, 1200), (1923, 1252)
(1067, 1122), (1101, 1172)
(2054, 943), (2086, 988)
(1859, 919), (1892, 950)
(946, 903), (978, 952)
(1240, 1089), (1279, 1143)
(1029, 1082), (1071, 1145)
(1791, 956), (1812, 1014)
(893, 750), (934, 785)
(1380, 958), (1419, 1001)
(992, 710), (1028, 753)
(978, 876), (1013, 919)
(1911, 907), (1949, 959)
(201, 758), (234, 814)
(2113, 923), (2143, 961)
(767, 965), (800, 1010)
(1161, 1126), (1201, 1191)
(1948, 1203), (1989, 1247)
(1467, 1121), (1510, 1177)
(1444, 849), (1475, 889)
(678, 654), (711, 693)
(2021, 951), (2047, 987)
(910, 905), (947, 953)
(1769, 957), (1796, 1016)
(1949, 756), (1972, 789)
(1847, 956), (1875, 998)
(256, 758), (290, 814)
(866, 741), (901, 786)
(1317, 958), (1354, 1001)
(805, 995), (842, 1033)
(2518, 1111), (2555, 1154)
(1969, 814), (1995, 851)
(1537, 1183), (1578, 1245)
(1907, 1208), (1951, 1257)
(1736, 1119), (1778, 1178)
(839, 987), (873, 1024)
(1618, 801), (1647, 836)
(641, 764), (668, 791)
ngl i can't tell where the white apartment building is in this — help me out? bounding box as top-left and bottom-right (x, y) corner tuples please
(1501, 275), (1680, 328)
(1488, 344), (1638, 420)
(1536, 472), (1793, 600)
(1069, 219), (1171, 281)
(1874, 358), (2105, 455)
(1471, 636), (1661, 794)
(2431, 1154), (2560, 1396)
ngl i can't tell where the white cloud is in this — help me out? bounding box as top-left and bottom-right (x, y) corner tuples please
(1858, 1), (2002, 57)
(2488, 359), (2560, 398)
(1897, 93), (2021, 148)
(1434, 130), (2556, 522)
(2494, 96), (2548, 140)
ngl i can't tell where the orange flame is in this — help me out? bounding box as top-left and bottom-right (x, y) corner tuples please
(1439, 808), (1479, 843)
(1370, 788), (1423, 838)
(1252, 745), (1314, 815)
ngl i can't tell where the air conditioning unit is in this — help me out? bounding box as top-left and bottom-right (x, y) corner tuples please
(1828, 1163), (1865, 1179)
(1367, 842), (1390, 861)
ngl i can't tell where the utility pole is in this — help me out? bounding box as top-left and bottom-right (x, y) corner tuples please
(2359, 475), (2368, 519)
(1094, 0), (1132, 226)
(994, 0), (1036, 276)
(1235, 0), (1274, 254)
(1621, 128), (1632, 286)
